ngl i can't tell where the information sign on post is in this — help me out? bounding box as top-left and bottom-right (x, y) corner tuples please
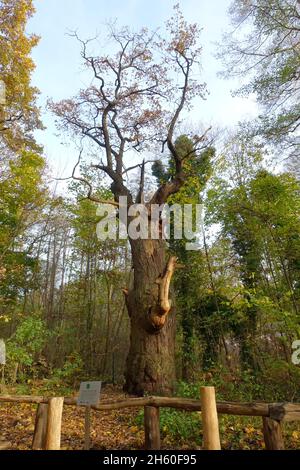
(77, 381), (102, 450)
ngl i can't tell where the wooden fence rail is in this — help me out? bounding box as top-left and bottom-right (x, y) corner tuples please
(1, 391), (300, 450)
(0, 394), (271, 415)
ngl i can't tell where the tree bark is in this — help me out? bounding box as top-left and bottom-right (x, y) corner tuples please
(124, 238), (176, 396)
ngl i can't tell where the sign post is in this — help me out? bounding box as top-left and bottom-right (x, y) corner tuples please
(84, 406), (91, 451)
(77, 381), (102, 451)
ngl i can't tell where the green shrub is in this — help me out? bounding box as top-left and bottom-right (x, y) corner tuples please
(5, 316), (50, 383)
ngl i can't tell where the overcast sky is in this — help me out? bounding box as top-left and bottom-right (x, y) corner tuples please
(27, 0), (258, 183)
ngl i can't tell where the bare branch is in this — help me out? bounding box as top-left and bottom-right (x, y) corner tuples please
(122, 160), (156, 175)
(69, 150), (119, 207)
(50, 10), (206, 205)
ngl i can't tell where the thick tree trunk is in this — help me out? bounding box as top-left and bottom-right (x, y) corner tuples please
(124, 238), (176, 396)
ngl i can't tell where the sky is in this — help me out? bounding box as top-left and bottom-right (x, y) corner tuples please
(27, 0), (258, 184)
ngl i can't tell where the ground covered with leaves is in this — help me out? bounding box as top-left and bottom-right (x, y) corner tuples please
(1, 384), (300, 450)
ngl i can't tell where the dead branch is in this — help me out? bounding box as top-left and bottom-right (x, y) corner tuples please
(149, 256), (177, 329)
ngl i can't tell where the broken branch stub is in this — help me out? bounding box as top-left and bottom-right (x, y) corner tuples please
(150, 256), (177, 329)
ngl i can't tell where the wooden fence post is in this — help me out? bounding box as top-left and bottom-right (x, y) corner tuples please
(144, 406), (160, 450)
(32, 403), (48, 450)
(262, 417), (284, 450)
(200, 386), (221, 450)
(45, 397), (64, 450)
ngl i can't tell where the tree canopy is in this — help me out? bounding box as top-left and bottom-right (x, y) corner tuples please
(0, 0), (42, 153)
(219, 0), (300, 162)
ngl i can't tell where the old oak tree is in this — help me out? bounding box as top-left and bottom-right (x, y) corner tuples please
(50, 8), (210, 395)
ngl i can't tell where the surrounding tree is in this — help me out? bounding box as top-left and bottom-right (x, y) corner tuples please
(0, 150), (47, 320)
(219, 0), (300, 166)
(0, 0), (43, 153)
(206, 136), (300, 372)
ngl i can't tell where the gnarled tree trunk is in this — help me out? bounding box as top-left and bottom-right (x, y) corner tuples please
(123, 238), (176, 396)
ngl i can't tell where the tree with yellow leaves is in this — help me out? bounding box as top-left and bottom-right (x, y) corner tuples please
(0, 0), (43, 153)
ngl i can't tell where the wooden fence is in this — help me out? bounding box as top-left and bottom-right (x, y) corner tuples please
(1, 387), (300, 451)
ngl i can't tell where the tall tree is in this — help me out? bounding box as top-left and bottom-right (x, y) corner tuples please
(0, 150), (47, 326)
(0, 0), (45, 335)
(50, 7), (210, 395)
(206, 137), (300, 370)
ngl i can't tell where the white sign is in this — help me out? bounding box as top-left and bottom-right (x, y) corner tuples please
(77, 381), (102, 406)
(0, 339), (5, 365)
